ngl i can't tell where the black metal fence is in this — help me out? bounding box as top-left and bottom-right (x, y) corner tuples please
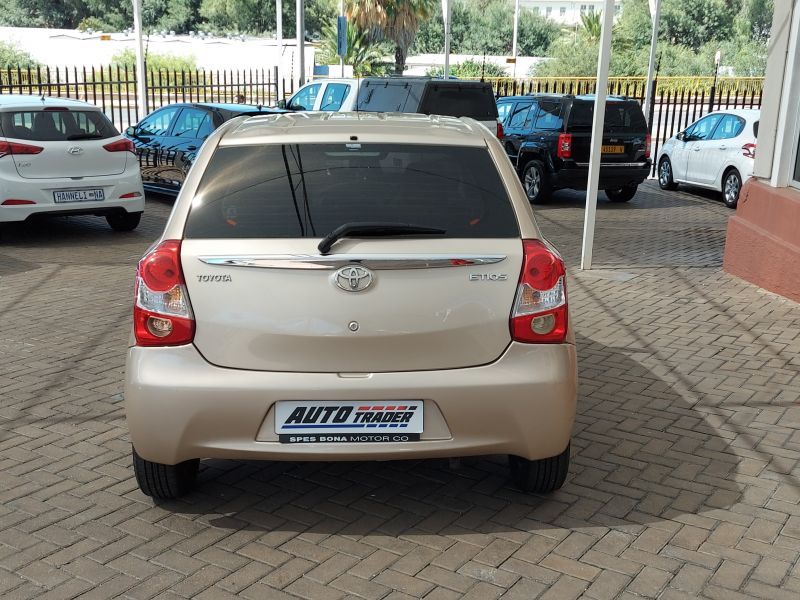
(0, 65), (287, 131)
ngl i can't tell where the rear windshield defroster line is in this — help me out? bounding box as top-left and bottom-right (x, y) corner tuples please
(184, 143), (520, 240)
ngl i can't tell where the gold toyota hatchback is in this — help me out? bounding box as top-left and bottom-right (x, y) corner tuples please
(125, 112), (577, 499)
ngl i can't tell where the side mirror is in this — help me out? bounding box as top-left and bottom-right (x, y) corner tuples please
(277, 99), (287, 109)
(676, 132), (685, 142)
(125, 126), (136, 137)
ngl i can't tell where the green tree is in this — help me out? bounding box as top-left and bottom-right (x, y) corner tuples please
(346, 0), (436, 74)
(661, 0), (739, 51)
(426, 58), (507, 78)
(616, 0), (653, 50)
(734, 0), (773, 43)
(317, 20), (390, 75)
(0, 40), (40, 67)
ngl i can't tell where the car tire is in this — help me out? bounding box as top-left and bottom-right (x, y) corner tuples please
(508, 443), (570, 493)
(522, 160), (551, 204)
(107, 211), (142, 232)
(722, 168), (742, 209)
(605, 185), (638, 203)
(658, 157), (678, 190)
(133, 447), (199, 499)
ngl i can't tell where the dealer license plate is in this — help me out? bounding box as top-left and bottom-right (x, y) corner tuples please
(601, 145), (625, 154)
(275, 400), (423, 443)
(53, 189), (105, 203)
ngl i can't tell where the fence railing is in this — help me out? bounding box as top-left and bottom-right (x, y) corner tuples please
(0, 65), (285, 132)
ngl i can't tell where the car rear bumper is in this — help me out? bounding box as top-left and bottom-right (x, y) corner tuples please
(551, 161), (651, 190)
(0, 169), (144, 223)
(125, 342), (577, 465)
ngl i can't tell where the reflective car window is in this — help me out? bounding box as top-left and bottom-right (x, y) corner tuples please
(710, 115), (746, 140)
(534, 101), (564, 131)
(138, 106), (180, 137)
(320, 84), (351, 111)
(508, 103), (532, 129)
(186, 144), (520, 239)
(687, 114), (723, 141)
(287, 84), (321, 111)
(497, 102), (513, 124)
(0, 109), (117, 141)
(172, 108), (210, 138)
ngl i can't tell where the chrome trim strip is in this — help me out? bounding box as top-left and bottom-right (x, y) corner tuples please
(198, 254), (507, 270)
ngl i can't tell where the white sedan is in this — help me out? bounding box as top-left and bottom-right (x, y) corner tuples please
(0, 95), (144, 230)
(656, 109), (759, 208)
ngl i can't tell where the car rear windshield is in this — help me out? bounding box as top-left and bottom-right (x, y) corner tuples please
(418, 86), (499, 120)
(0, 109), (118, 141)
(568, 101), (647, 132)
(185, 143), (519, 239)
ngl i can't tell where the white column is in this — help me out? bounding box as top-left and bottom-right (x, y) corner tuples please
(443, 0), (452, 79)
(511, 0), (520, 77)
(132, 0), (147, 119)
(340, 0), (346, 77)
(276, 0), (284, 101)
(642, 0), (661, 125)
(580, 0), (615, 270)
(296, 0), (305, 86)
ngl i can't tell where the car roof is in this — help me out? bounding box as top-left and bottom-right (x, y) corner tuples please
(159, 102), (281, 113)
(0, 94), (99, 111)
(708, 108), (761, 119)
(220, 112), (491, 147)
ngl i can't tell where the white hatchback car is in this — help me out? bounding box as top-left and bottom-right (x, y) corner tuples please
(125, 112), (577, 499)
(657, 109), (759, 208)
(0, 95), (144, 230)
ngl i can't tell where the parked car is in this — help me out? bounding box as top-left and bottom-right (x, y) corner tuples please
(356, 77), (501, 137)
(497, 94), (651, 204)
(125, 102), (284, 195)
(277, 78), (360, 112)
(657, 109), (759, 208)
(125, 112), (577, 499)
(0, 95), (144, 231)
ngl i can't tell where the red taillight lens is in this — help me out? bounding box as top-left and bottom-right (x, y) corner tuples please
(742, 143), (756, 159)
(103, 138), (135, 153)
(496, 121), (504, 139)
(120, 192), (142, 199)
(0, 141), (44, 158)
(557, 133), (572, 159)
(2, 199), (36, 205)
(645, 133), (652, 159)
(510, 239), (568, 344)
(134, 240), (195, 347)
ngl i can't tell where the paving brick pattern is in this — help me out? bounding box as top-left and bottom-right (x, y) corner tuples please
(1, 181), (799, 599)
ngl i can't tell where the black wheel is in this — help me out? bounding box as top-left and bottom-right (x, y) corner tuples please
(605, 184), (638, 203)
(658, 157), (678, 190)
(509, 443), (570, 493)
(106, 211), (142, 232)
(521, 160), (551, 205)
(133, 447), (199, 499)
(722, 168), (742, 209)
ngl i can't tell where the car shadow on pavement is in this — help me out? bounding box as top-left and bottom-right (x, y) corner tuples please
(156, 333), (744, 538)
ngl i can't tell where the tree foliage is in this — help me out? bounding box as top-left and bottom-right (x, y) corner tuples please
(660, 0), (738, 52)
(316, 20), (391, 76)
(0, 40), (40, 68)
(425, 58), (507, 78)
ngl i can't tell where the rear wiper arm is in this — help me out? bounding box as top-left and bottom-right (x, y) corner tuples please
(318, 222), (446, 255)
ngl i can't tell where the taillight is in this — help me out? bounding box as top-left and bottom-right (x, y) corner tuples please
(557, 133), (572, 159)
(104, 138), (135, 153)
(496, 121), (504, 139)
(134, 240), (195, 347)
(0, 141), (44, 158)
(645, 133), (652, 159)
(510, 239), (568, 344)
(742, 143), (756, 159)
(120, 192), (142, 199)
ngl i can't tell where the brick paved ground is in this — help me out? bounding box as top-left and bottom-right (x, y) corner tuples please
(1, 181), (799, 599)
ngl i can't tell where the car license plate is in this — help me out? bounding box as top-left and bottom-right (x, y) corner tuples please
(53, 189), (105, 203)
(275, 400), (423, 443)
(601, 145), (625, 154)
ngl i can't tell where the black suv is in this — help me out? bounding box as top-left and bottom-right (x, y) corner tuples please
(497, 94), (651, 203)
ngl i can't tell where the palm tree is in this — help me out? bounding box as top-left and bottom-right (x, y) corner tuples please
(346, 0), (435, 75)
(318, 21), (388, 76)
(579, 12), (603, 43)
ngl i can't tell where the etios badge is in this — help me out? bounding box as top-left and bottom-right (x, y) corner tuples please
(334, 265), (374, 292)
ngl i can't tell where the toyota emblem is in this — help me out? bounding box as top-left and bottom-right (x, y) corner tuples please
(334, 265), (374, 292)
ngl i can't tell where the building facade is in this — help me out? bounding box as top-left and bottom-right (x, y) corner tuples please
(520, 0), (622, 26)
(723, 0), (800, 302)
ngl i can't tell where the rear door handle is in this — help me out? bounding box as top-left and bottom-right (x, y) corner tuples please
(719, 145), (727, 150)
(692, 147), (701, 152)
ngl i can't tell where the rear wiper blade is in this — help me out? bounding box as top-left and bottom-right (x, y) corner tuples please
(318, 222), (446, 255)
(66, 133), (105, 140)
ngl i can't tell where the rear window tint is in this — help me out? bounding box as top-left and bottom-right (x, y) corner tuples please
(0, 109), (117, 141)
(418, 86), (499, 120)
(568, 101), (647, 132)
(185, 144), (519, 239)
